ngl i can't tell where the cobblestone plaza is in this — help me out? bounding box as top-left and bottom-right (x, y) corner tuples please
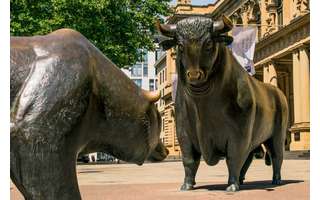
(11, 160), (309, 200)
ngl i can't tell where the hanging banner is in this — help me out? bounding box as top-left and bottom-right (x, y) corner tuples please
(230, 26), (257, 76)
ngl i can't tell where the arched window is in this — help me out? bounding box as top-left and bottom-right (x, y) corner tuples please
(230, 10), (243, 26)
(277, 0), (283, 26)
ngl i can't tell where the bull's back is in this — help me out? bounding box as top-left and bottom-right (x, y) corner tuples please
(10, 38), (36, 106)
(10, 29), (95, 147)
(10, 29), (91, 106)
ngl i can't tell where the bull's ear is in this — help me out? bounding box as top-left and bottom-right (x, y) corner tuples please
(154, 34), (177, 50)
(159, 39), (177, 50)
(213, 15), (233, 34)
(155, 19), (176, 38)
(220, 15), (233, 33)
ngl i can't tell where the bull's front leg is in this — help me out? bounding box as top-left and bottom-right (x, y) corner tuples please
(178, 132), (201, 191)
(225, 141), (249, 192)
(175, 100), (201, 191)
(180, 145), (201, 191)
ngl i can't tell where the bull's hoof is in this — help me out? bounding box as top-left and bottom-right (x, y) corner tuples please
(239, 178), (244, 185)
(272, 179), (282, 185)
(180, 183), (194, 191)
(226, 183), (239, 192)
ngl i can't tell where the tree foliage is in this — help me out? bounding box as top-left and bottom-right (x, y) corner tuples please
(11, 0), (171, 67)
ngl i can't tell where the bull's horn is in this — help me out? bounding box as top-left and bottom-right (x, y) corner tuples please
(213, 15), (233, 33)
(155, 19), (176, 38)
(142, 89), (161, 103)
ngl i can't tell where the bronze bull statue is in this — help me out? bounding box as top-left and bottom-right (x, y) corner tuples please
(157, 16), (288, 192)
(10, 29), (168, 199)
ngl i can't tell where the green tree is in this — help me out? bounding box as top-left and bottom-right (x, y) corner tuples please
(10, 0), (171, 68)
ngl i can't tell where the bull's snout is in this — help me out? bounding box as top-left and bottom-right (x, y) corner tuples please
(186, 70), (205, 82)
(147, 141), (169, 162)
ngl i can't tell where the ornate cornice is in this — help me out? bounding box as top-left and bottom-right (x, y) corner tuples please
(211, 0), (249, 19)
(254, 13), (310, 67)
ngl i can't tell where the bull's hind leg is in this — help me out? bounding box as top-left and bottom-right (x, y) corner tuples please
(239, 146), (266, 184)
(264, 106), (287, 185)
(264, 136), (285, 185)
(264, 137), (284, 185)
(239, 151), (254, 185)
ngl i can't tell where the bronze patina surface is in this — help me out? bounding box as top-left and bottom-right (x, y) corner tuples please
(10, 29), (168, 200)
(157, 16), (288, 192)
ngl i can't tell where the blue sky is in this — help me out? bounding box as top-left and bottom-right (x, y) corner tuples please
(170, 0), (217, 5)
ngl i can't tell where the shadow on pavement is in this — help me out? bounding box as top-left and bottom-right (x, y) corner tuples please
(78, 170), (104, 174)
(194, 180), (304, 191)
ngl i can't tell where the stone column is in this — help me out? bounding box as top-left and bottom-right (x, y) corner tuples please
(263, 61), (277, 86)
(290, 47), (310, 150)
(298, 47), (310, 122)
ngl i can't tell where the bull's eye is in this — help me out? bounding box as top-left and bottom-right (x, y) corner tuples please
(205, 40), (214, 52)
(178, 43), (184, 52)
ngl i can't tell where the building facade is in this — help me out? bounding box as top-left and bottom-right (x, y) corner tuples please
(122, 50), (157, 91)
(155, 0), (310, 156)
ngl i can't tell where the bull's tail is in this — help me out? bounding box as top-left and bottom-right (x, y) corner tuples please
(254, 145), (272, 166)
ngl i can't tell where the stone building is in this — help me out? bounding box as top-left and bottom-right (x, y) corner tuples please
(155, 0), (310, 156)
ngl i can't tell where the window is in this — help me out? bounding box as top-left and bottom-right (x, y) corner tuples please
(165, 68), (167, 81)
(149, 79), (154, 91)
(160, 72), (162, 84)
(140, 50), (148, 62)
(294, 132), (300, 141)
(131, 64), (142, 77)
(161, 70), (164, 83)
(155, 79), (158, 90)
(155, 50), (159, 61)
(132, 79), (142, 88)
(162, 118), (165, 132)
(155, 49), (165, 61)
(143, 64), (148, 77)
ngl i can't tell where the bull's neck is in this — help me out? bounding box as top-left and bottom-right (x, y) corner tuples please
(213, 44), (240, 91)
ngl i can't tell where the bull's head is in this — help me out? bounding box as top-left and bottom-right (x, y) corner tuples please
(156, 16), (233, 95)
(81, 86), (168, 165)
